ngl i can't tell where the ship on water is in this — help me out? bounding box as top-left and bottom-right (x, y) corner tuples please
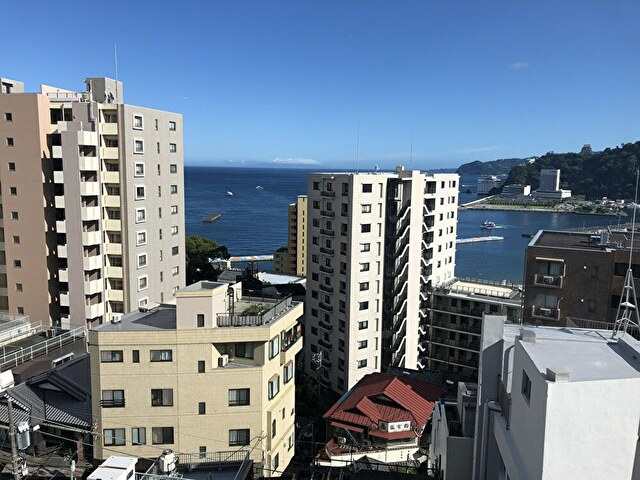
(202, 212), (222, 222)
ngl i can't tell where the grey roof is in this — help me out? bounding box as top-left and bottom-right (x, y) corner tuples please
(93, 305), (177, 332)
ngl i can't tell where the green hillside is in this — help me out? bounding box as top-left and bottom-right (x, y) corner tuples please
(457, 158), (527, 176)
(504, 142), (640, 200)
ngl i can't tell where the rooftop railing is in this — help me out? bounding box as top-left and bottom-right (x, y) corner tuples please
(216, 296), (295, 327)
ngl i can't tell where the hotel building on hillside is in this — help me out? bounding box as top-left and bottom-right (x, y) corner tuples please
(304, 168), (458, 393)
(89, 280), (303, 477)
(0, 76), (185, 328)
(274, 195), (307, 277)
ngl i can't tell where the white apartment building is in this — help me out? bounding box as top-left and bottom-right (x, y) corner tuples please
(0, 76), (185, 327)
(304, 168), (458, 393)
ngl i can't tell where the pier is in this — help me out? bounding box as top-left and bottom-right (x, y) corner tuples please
(456, 236), (504, 245)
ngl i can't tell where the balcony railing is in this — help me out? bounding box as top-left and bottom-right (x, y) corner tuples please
(320, 265), (334, 274)
(531, 305), (559, 321)
(318, 338), (332, 350)
(320, 210), (335, 218)
(320, 228), (335, 236)
(216, 296), (294, 327)
(319, 302), (333, 312)
(100, 398), (125, 408)
(319, 320), (333, 331)
(432, 302), (486, 318)
(431, 318), (481, 335)
(319, 284), (334, 293)
(534, 274), (563, 288)
(321, 191), (336, 198)
(320, 247), (334, 255)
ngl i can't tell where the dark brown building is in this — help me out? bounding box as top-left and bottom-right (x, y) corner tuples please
(523, 229), (640, 326)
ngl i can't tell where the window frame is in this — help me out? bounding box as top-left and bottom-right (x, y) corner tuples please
(133, 139), (144, 154)
(104, 428), (126, 446)
(134, 162), (145, 177)
(151, 388), (174, 407)
(100, 350), (124, 363)
(150, 349), (173, 362)
(229, 388), (251, 406)
(152, 426), (174, 445)
(229, 428), (250, 446)
(132, 114), (144, 130)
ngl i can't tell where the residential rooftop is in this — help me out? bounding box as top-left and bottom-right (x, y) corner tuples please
(438, 277), (522, 302)
(530, 229), (640, 251)
(504, 324), (640, 383)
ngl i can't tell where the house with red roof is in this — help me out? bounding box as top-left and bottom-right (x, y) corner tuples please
(316, 372), (446, 467)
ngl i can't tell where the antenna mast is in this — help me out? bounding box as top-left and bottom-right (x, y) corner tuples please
(612, 168), (640, 338)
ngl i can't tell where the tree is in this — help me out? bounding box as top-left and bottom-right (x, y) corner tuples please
(185, 235), (229, 285)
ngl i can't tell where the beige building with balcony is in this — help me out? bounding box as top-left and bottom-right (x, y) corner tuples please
(89, 280), (303, 477)
(0, 76), (185, 327)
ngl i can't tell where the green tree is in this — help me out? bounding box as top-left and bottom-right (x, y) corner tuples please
(185, 235), (229, 284)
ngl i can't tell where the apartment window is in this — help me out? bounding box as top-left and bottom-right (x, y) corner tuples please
(359, 301), (369, 311)
(360, 262), (370, 272)
(172, 266), (179, 276)
(288, 435), (294, 450)
(9, 187), (16, 196)
(272, 419), (277, 438)
(171, 205), (178, 215)
(151, 389), (173, 406)
(358, 340), (368, 349)
(133, 115), (143, 130)
(313, 181), (319, 190)
(312, 200), (320, 209)
(197, 313), (205, 327)
(157, 142), (160, 154)
(521, 370), (531, 404)
(136, 208), (146, 223)
(284, 361), (294, 383)
(229, 429), (250, 446)
(269, 336), (280, 359)
(139, 298), (149, 308)
(169, 143), (177, 153)
(6, 138), (14, 147)
(134, 162), (145, 177)
(169, 121), (176, 131)
(229, 388), (250, 406)
(171, 225), (179, 235)
(134, 139), (144, 153)
(312, 237), (319, 246)
(273, 453), (279, 471)
(360, 243), (370, 252)
(11, 212), (18, 220)
(362, 183), (372, 193)
(16, 307), (24, 315)
(198, 360), (205, 373)
(137, 253), (147, 269)
(588, 299), (597, 313)
(198, 402), (206, 415)
(8, 162), (15, 171)
(150, 350), (173, 362)
(268, 375), (280, 400)
(170, 164), (177, 173)
(360, 282), (369, 291)
(4, 113), (12, 122)
(137, 231), (147, 246)
(13, 260), (21, 268)
(100, 350), (124, 363)
(357, 359), (367, 368)
(591, 265), (599, 279)
(138, 276), (148, 291)
(158, 164), (161, 175)
(132, 350), (140, 363)
(361, 204), (371, 213)
(170, 184), (178, 194)
(15, 284), (22, 292)
(132, 427), (146, 445)
(104, 428), (126, 446)
(101, 389), (125, 408)
(236, 342), (254, 359)
(158, 207), (162, 218)
(361, 224), (371, 233)
(199, 446), (206, 458)
(135, 185), (146, 200)
(172, 246), (179, 256)
(152, 427), (174, 445)
(358, 320), (368, 330)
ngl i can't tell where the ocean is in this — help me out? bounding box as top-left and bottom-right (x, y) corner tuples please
(185, 167), (620, 283)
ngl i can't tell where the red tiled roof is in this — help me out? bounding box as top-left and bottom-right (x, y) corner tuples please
(323, 373), (446, 436)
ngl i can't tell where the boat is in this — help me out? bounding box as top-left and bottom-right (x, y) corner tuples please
(256, 185), (264, 190)
(226, 191), (234, 196)
(202, 212), (222, 223)
(480, 220), (496, 229)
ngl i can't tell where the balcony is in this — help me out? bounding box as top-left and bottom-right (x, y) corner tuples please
(51, 145), (63, 158)
(281, 323), (302, 352)
(320, 228), (335, 236)
(56, 220), (66, 233)
(84, 279), (103, 295)
(100, 398), (125, 408)
(321, 191), (335, 198)
(103, 195), (120, 208)
(79, 156), (99, 171)
(533, 274), (563, 288)
(320, 210), (335, 218)
(53, 170), (64, 184)
(80, 181), (100, 196)
(105, 243), (122, 255)
(319, 302), (333, 312)
(59, 268), (69, 283)
(104, 219), (122, 231)
(531, 305), (560, 321)
(102, 171), (120, 183)
(82, 231), (102, 245)
(318, 338), (332, 350)
(85, 302), (105, 319)
(81, 206), (100, 221)
(99, 123), (119, 135)
(100, 147), (119, 159)
(320, 247), (334, 255)
(106, 266), (123, 278)
(107, 289), (124, 302)
(54, 196), (65, 209)
(60, 292), (70, 307)
(432, 318), (481, 335)
(432, 302), (485, 318)
(320, 265), (334, 274)
(57, 245), (68, 258)
(83, 255), (101, 271)
(319, 320), (333, 331)
(319, 284), (334, 293)
(216, 295), (297, 327)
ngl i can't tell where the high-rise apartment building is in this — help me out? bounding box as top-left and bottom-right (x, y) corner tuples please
(275, 195), (307, 277)
(0, 76), (185, 327)
(304, 168), (458, 393)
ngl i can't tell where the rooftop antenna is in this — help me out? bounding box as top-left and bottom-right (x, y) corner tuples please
(612, 168), (640, 339)
(355, 121), (360, 173)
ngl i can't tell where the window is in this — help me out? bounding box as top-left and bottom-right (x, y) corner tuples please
(133, 115), (143, 130)
(134, 162), (145, 177)
(135, 185), (146, 200)
(273, 453), (279, 471)
(138, 276), (148, 291)
(9, 187), (16, 196)
(11, 211), (18, 220)
(150, 350), (173, 362)
(312, 200), (320, 209)
(269, 336), (280, 359)
(8, 162), (15, 171)
(358, 320), (368, 330)
(362, 183), (372, 193)
(358, 340), (368, 349)
(172, 266), (179, 276)
(157, 142), (161, 154)
(172, 246), (179, 256)
(361, 204), (371, 213)
(361, 224), (371, 233)
(199, 402), (206, 415)
(12, 236), (19, 244)
(198, 360), (205, 373)
(272, 419), (277, 438)
(171, 225), (179, 235)
(137, 253), (147, 269)
(136, 208), (146, 223)
(134, 139), (144, 153)
(4, 113), (12, 122)
(169, 143), (177, 153)
(152, 427), (174, 444)
(588, 299), (597, 313)
(236, 342), (254, 359)
(197, 313), (205, 327)
(357, 359), (367, 368)
(151, 389), (173, 406)
(104, 428), (126, 446)
(288, 435), (294, 451)
(132, 427), (146, 445)
(100, 350), (123, 363)
(313, 181), (320, 190)
(229, 429), (250, 446)
(170, 184), (178, 194)
(170, 164), (177, 173)
(133, 350), (140, 363)
(15, 283), (22, 292)
(268, 375), (280, 400)
(229, 388), (251, 406)
(169, 121), (176, 131)
(6, 138), (14, 147)
(284, 361), (294, 383)
(13, 260), (21, 268)
(591, 265), (599, 279)
(359, 301), (369, 310)
(137, 231), (147, 246)
(199, 446), (206, 458)
(101, 389), (125, 408)
(360, 243), (370, 252)
(521, 370), (531, 403)
(171, 205), (178, 214)
(360, 262), (370, 272)
(359, 282), (369, 291)
(16, 307), (24, 315)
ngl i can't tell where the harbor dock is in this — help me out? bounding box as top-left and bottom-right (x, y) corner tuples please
(456, 236), (504, 245)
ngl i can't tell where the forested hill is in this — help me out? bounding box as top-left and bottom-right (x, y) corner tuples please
(457, 158), (527, 176)
(505, 142), (640, 200)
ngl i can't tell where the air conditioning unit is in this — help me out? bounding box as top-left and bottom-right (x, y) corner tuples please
(218, 354), (229, 367)
(337, 437), (347, 445)
(111, 314), (122, 324)
(542, 275), (555, 285)
(362, 439), (372, 447)
(159, 450), (176, 473)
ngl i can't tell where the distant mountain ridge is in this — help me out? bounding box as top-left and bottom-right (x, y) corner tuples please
(457, 158), (529, 176)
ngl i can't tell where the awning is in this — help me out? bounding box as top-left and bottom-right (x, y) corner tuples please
(330, 421), (364, 433)
(369, 429), (417, 440)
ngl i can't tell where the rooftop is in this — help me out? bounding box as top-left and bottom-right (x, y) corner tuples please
(530, 229), (640, 252)
(504, 324), (640, 383)
(441, 277), (522, 302)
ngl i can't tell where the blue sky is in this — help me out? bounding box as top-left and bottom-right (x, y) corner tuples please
(3, 1), (639, 169)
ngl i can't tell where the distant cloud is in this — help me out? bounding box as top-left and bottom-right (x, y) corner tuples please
(508, 61), (529, 70)
(453, 146), (503, 155)
(269, 157), (321, 166)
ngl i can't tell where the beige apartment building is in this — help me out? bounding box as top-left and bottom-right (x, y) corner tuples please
(0, 76), (185, 327)
(89, 280), (303, 477)
(274, 195), (307, 277)
(304, 168), (458, 393)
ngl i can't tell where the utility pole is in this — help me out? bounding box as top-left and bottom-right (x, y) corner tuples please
(7, 398), (21, 480)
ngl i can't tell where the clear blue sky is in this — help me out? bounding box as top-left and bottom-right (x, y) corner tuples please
(3, 1), (639, 169)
